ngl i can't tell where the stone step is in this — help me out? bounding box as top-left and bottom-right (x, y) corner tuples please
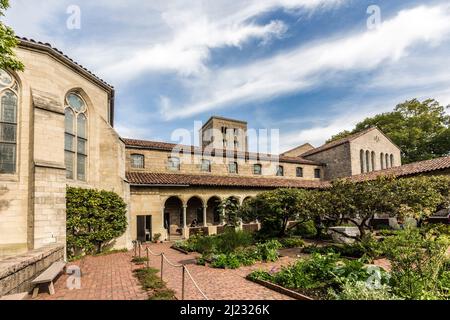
(0, 292), (30, 300)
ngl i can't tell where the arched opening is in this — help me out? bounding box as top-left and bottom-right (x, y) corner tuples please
(385, 153), (390, 169)
(163, 196), (183, 236)
(371, 151), (376, 171)
(390, 154), (394, 168)
(360, 150), (365, 173)
(380, 153), (385, 170)
(365, 150), (370, 172)
(207, 196), (221, 225)
(186, 196), (204, 227)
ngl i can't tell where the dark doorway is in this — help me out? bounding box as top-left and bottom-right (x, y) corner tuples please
(137, 215), (152, 242)
(164, 211), (171, 230)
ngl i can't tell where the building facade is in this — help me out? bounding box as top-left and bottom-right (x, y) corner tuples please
(7, 38), (445, 258)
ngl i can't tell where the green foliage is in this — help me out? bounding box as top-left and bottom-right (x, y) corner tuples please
(279, 237), (305, 248)
(207, 237), (281, 269)
(216, 229), (254, 254)
(382, 227), (450, 299)
(131, 256), (149, 265)
(94, 248), (128, 256)
(240, 188), (315, 238)
(66, 187), (128, 258)
(0, 1), (24, 71)
(324, 176), (449, 241)
(291, 220), (317, 239)
(249, 253), (384, 299)
(134, 267), (176, 300)
(327, 99), (450, 164)
(329, 280), (401, 300)
(219, 197), (241, 226)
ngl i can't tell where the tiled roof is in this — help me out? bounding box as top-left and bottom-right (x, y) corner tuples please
(349, 156), (450, 182)
(123, 138), (323, 166)
(126, 172), (329, 189)
(301, 127), (401, 157)
(17, 37), (114, 90)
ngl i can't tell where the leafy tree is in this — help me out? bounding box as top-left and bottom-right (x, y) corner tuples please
(326, 176), (449, 241)
(327, 99), (450, 163)
(0, 0), (24, 71)
(218, 197), (241, 227)
(66, 187), (128, 257)
(240, 188), (315, 237)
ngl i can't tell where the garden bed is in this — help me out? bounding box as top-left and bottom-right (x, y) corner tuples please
(246, 277), (314, 300)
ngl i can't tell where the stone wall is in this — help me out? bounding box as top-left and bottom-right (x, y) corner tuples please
(126, 148), (323, 180)
(0, 245), (64, 296)
(303, 143), (352, 180)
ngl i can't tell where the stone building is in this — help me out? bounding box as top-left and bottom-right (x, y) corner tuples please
(2, 38), (449, 260)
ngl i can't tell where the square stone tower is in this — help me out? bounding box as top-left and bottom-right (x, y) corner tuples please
(200, 116), (248, 152)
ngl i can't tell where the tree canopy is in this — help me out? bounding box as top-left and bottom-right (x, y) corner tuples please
(0, 0), (24, 71)
(327, 99), (450, 164)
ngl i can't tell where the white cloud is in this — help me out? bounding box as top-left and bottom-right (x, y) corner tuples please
(160, 4), (450, 120)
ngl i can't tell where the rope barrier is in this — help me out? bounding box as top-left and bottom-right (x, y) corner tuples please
(134, 241), (208, 300)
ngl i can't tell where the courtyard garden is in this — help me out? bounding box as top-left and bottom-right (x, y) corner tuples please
(171, 175), (450, 300)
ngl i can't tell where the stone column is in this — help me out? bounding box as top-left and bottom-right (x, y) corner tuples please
(203, 206), (208, 227)
(182, 205), (187, 228)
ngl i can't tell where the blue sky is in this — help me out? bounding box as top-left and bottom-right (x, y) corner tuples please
(5, 0), (450, 152)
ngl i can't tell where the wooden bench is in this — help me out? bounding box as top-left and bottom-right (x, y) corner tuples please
(31, 261), (66, 298)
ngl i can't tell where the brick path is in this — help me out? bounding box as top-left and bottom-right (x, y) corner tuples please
(35, 243), (296, 300)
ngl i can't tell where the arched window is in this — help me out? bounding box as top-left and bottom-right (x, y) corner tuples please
(0, 69), (18, 174)
(360, 150), (365, 174)
(168, 157), (180, 171)
(390, 154), (394, 168)
(65, 92), (88, 181)
(131, 154), (144, 168)
(276, 165), (284, 177)
(365, 150), (370, 172)
(371, 151), (376, 171)
(380, 153), (384, 170)
(385, 153), (390, 169)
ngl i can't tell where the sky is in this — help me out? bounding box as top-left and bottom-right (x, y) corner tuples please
(4, 0), (450, 153)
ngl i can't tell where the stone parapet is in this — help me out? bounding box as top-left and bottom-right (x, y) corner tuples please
(0, 244), (64, 296)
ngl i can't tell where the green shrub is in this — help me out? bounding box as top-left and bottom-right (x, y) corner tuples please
(279, 237), (305, 248)
(211, 253), (241, 269)
(66, 187), (128, 258)
(292, 220), (317, 239)
(255, 240), (282, 262)
(216, 229), (254, 254)
(382, 228), (450, 299)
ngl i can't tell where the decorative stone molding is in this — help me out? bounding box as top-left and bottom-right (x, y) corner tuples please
(32, 89), (64, 115)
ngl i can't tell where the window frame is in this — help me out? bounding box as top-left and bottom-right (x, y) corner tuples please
(0, 70), (19, 176)
(131, 154), (145, 169)
(64, 92), (88, 182)
(253, 163), (262, 175)
(276, 165), (284, 177)
(296, 167), (303, 178)
(200, 159), (211, 172)
(228, 161), (238, 174)
(314, 168), (321, 179)
(168, 156), (181, 171)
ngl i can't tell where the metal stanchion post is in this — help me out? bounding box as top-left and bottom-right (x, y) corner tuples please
(146, 249), (150, 268)
(182, 266), (186, 300)
(160, 254), (164, 281)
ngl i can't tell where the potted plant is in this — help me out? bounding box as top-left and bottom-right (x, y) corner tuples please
(153, 233), (162, 243)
